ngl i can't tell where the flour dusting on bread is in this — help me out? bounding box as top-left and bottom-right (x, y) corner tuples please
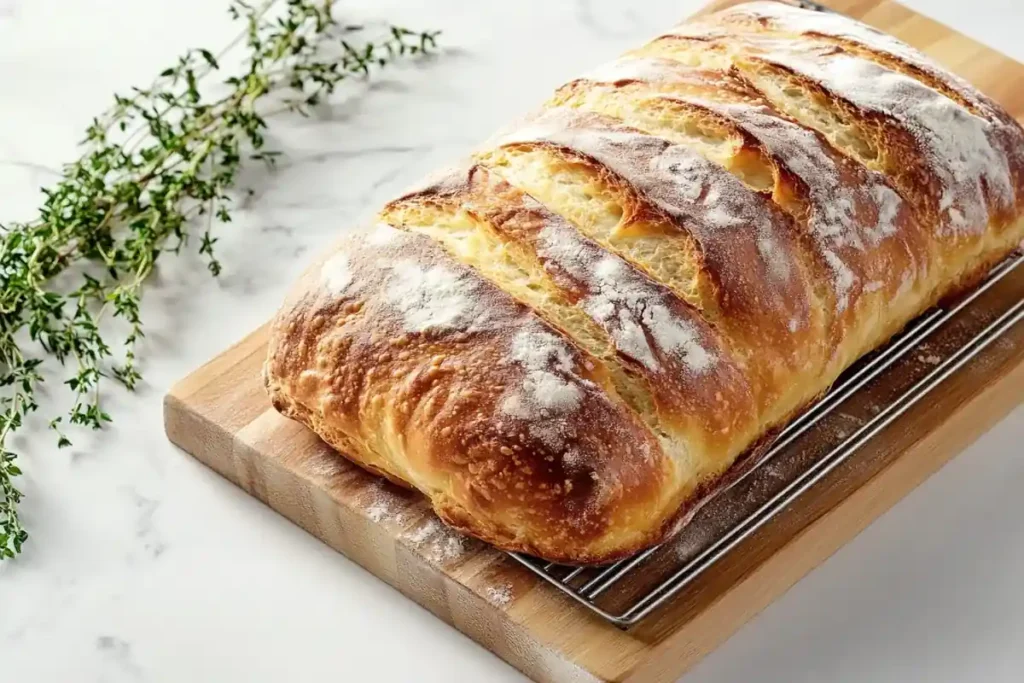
(595, 256), (713, 372)
(721, 1), (1005, 118)
(320, 253), (352, 294)
(500, 110), (800, 295)
(386, 260), (486, 333)
(759, 49), (1013, 232)
(500, 328), (583, 420)
(367, 222), (402, 245)
(563, 54), (919, 318)
(533, 216), (714, 373)
(823, 250), (855, 313)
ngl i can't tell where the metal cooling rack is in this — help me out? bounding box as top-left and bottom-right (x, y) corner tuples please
(511, 249), (1024, 627)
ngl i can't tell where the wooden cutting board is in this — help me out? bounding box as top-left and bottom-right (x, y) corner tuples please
(164, 1), (1024, 681)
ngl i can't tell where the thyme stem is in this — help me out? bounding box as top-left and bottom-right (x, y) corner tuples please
(0, 0), (440, 559)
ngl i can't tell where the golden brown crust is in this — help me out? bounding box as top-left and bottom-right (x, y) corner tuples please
(553, 56), (934, 370)
(265, 224), (681, 563)
(389, 163), (758, 449)
(479, 109), (829, 426)
(654, 4), (1024, 232)
(265, 2), (1024, 564)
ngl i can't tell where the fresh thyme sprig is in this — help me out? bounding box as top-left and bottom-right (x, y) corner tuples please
(0, 0), (440, 559)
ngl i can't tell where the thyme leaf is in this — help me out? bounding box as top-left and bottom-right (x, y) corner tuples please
(0, 0), (440, 559)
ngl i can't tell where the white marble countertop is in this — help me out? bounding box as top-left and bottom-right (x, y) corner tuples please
(1, 0), (1022, 681)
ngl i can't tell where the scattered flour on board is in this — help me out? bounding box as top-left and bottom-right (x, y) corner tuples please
(363, 481), (408, 525)
(485, 584), (513, 607)
(405, 518), (439, 544)
(366, 501), (389, 523)
(428, 534), (468, 563)
(403, 517), (470, 564)
(304, 450), (346, 479)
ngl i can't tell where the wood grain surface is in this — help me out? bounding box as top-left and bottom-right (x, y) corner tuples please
(164, 2), (1024, 680)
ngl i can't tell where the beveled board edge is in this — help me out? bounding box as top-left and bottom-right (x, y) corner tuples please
(165, 321), (1024, 683)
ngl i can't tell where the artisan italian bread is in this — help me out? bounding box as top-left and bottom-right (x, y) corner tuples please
(264, 1), (1024, 564)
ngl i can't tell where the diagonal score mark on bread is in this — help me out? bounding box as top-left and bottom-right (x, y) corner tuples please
(647, 2), (1024, 243)
(265, 2), (1024, 564)
(383, 165), (758, 471)
(477, 108), (826, 428)
(266, 223), (680, 563)
(547, 53), (933, 379)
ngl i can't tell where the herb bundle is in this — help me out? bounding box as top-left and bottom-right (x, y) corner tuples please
(0, 0), (440, 559)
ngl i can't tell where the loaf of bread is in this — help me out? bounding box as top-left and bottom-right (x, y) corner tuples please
(264, 1), (1024, 564)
